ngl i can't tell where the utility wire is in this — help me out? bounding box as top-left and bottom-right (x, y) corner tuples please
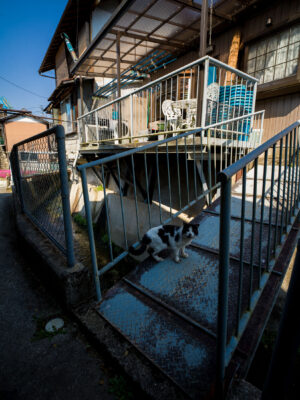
(0, 74), (48, 99)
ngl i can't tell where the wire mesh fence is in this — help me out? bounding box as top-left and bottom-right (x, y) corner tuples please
(10, 126), (75, 266)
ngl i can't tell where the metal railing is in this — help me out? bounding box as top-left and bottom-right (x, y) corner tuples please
(10, 125), (75, 268)
(216, 120), (300, 396)
(78, 56), (258, 146)
(77, 114), (261, 300)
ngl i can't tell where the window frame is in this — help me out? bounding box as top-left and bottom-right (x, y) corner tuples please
(245, 23), (300, 88)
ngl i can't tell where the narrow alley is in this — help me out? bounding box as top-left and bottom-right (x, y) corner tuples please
(0, 191), (122, 400)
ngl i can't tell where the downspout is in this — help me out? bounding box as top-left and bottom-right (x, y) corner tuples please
(73, 76), (84, 168)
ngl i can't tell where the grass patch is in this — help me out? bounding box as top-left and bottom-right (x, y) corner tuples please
(73, 213), (88, 228)
(101, 233), (109, 244)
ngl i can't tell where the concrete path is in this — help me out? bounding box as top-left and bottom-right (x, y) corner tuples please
(0, 193), (115, 400)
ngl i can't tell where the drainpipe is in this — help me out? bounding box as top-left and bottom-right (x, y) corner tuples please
(199, 0), (208, 58)
(72, 76), (85, 168)
(79, 76), (84, 116)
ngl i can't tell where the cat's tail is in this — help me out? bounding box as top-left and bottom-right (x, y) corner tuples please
(129, 234), (151, 255)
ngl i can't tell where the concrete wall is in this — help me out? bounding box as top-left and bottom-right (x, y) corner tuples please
(4, 118), (47, 152)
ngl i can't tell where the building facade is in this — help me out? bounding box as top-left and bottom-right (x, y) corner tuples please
(39, 0), (300, 142)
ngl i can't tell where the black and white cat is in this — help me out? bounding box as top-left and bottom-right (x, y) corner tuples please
(129, 222), (199, 263)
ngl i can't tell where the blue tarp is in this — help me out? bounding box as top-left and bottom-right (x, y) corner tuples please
(0, 97), (12, 110)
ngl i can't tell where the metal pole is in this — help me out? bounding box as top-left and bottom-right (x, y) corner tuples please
(201, 58), (209, 127)
(199, 0), (208, 58)
(130, 94), (133, 142)
(216, 175), (231, 399)
(196, 0), (208, 128)
(80, 168), (102, 301)
(116, 31), (121, 99)
(262, 238), (300, 399)
(79, 76), (85, 142)
(116, 31), (122, 141)
(56, 125), (76, 268)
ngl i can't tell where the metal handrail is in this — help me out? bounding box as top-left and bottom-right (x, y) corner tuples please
(218, 120), (300, 182)
(216, 120), (300, 397)
(78, 55), (258, 121)
(78, 113), (264, 302)
(80, 110), (264, 145)
(78, 111), (264, 171)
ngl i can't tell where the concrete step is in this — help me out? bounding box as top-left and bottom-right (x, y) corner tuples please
(98, 279), (217, 399)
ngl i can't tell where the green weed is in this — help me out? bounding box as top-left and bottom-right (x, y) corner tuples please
(101, 233), (109, 244)
(73, 213), (88, 227)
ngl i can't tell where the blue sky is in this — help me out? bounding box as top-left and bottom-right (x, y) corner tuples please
(0, 0), (68, 115)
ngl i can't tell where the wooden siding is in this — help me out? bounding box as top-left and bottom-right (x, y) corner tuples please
(78, 22), (89, 58)
(55, 43), (69, 86)
(257, 93), (300, 142)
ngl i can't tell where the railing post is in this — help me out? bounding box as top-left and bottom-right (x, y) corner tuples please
(201, 58), (209, 128)
(56, 125), (76, 268)
(130, 94), (134, 143)
(216, 174), (231, 399)
(95, 110), (99, 141)
(80, 168), (102, 301)
(250, 81), (258, 134)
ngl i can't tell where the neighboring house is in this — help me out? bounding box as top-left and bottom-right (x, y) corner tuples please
(39, 0), (300, 142)
(40, 0), (121, 135)
(0, 111), (48, 155)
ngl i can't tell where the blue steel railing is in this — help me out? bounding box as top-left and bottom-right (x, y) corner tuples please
(10, 125), (75, 268)
(216, 120), (300, 397)
(77, 112), (264, 301)
(78, 56), (258, 145)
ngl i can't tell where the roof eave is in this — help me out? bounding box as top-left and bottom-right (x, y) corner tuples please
(39, 0), (74, 74)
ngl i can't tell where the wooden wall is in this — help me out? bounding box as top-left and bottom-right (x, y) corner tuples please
(55, 43), (69, 86)
(78, 22), (89, 59)
(256, 93), (300, 142)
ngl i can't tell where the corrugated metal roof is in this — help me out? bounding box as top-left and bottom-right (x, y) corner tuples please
(40, 0), (262, 77)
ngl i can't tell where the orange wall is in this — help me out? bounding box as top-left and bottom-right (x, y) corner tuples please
(5, 120), (47, 152)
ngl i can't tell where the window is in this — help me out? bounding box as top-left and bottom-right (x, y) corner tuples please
(247, 24), (300, 84)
